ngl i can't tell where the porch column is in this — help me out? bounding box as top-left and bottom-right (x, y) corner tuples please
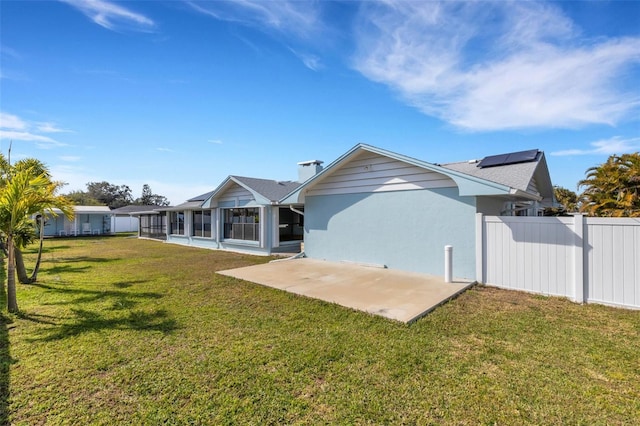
(259, 206), (266, 249)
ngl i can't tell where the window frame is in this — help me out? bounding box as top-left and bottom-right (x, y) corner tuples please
(169, 211), (185, 235)
(222, 207), (260, 242)
(192, 209), (212, 238)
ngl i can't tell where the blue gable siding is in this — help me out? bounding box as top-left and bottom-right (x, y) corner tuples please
(304, 188), (477, 278)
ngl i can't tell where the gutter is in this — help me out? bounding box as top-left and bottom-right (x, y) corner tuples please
(510, 188), (543, 202)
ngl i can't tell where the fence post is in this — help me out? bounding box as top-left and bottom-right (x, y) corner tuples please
(475, 213), (484, 283)
(573, 214), (585, 303)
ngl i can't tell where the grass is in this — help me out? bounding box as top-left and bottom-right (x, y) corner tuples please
(1, 235), (639, 424)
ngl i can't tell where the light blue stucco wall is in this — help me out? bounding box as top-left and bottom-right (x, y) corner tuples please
(304, 188), (477, 279)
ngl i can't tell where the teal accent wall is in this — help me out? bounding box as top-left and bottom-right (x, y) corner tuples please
(42, 213), (110, 236)
(304, 188), (477, 278)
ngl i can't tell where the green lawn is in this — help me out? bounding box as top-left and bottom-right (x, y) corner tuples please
(2, 235), (639, 424)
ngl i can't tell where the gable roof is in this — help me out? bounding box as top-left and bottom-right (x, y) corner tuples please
(281, 143), (553, 204)
(201, 175), (301, 208)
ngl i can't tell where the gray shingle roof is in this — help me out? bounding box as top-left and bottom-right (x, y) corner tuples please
(231, 176), (301, 202)
(110, 205), (160, 214)
(441, 151), (543, 193)
(188, 191), (215, 202)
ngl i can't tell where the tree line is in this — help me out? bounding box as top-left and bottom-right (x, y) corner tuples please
(65, 182), (170, 209)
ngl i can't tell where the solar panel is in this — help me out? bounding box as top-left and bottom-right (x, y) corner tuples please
(478, 149), (539, 168)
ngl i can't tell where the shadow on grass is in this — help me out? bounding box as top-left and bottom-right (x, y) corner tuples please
(31, 308), (178, 342)
(21, 256), (118, 276)
(29, 281), (162, 307)
(23, 280), (177, 342)
(45, 264), (92, 274)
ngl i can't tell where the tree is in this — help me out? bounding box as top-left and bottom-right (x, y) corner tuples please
(64, 189), (103, 206)
(135, 184), (170, 206)
(554, 186), (579, 212)
(579, 153), (640, 217)
(0, 166), (73, 312)
(86, 181), (133, 209)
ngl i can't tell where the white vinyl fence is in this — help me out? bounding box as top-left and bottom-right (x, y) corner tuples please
(111, 215), (139, 233)
(476, 214), (640, 310)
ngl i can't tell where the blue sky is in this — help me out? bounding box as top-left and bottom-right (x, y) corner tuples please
(1, 0), (639, 205)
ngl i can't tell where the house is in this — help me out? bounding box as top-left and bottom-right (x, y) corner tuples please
(42, 205), (113, 237)
(150, 160), (323, 255)
(281, 144), (555, 279)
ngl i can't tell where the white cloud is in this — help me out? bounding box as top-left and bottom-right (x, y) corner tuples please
(37, 122), (74, 133)
(187, 0), (324, 69)
(187, 0), (321, 38)
(288, 47), (322, 71)
(59, 0), (155, 32)
(0, 112), (27, 130)
(0, 130), (66, 148)
(0, 112), (70, 148)
(352, 1), (640, 131)
(208, 139), (223, 145)
(551, 136), (640, 156)
(157, 147), (173, 152)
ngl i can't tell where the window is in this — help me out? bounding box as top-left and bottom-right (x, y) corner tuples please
(279, 207), (303, 242)
(192, 210), (212, 237)
(169, 211), (185, 235)
(223, 208), (259, 241)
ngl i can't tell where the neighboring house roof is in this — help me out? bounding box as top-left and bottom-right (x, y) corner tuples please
(46, 205), (111, 215)
(188, 191), (215, 202)
(110, 205), (159, 215)
(129, 209), (164, 216)
(441, 150), (555, 202)
(281, 144), (553, 204)
(158, 200), (203, 211)
(73, 205), (112, 213)
(202, 175), (301, 207)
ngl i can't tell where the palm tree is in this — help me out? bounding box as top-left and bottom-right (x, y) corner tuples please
(553, 186), (579, 212)
(0, 165), (73, 312)
(579, 153), (640, 217)
(12, 178), (72, 284)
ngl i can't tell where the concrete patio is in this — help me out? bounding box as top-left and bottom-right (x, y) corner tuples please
(218, 258), (474, 323)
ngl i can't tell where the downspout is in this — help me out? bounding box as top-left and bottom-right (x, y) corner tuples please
(290, 205), (304, 217)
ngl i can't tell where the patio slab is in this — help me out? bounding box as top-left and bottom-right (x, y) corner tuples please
(218, 258), (474, 323)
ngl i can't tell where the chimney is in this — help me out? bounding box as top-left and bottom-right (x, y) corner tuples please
(297, 160), (323, 183)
